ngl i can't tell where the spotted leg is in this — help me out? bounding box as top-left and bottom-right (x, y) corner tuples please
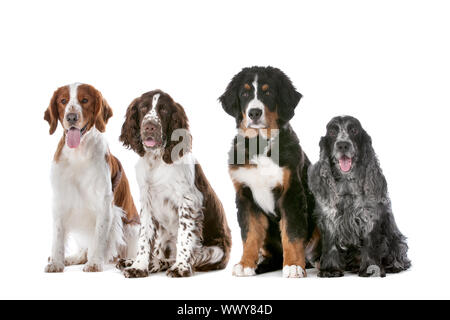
(166, 198), (202, 278)
(122, 210), (157, 278)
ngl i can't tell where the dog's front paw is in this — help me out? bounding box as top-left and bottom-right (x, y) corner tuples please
(359, 265), (386, 278)
(283, 265), (306, 278)
(149, 260), (170, 273)
(123, 267), (149, 278)
(116, 259), (134, 271)
(83, 262), (103, 272)
(166, 263), (193, 278)
(318, 269), (344, 278)
(232, 263), (256, 277)
(44, 261), (64, 273)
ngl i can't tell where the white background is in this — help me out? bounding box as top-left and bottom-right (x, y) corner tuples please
(0, 0), (449, 300)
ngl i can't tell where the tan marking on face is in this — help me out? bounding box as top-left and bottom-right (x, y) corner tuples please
(75, 84), (99, 131)
(239, 112), (259, 138)
(54, 86), (70, 125)
(244, 83), (251, 90)
(262, 84), (269, 91)
(263, 105), (279, 130)
(239, 213), (269, 269)
(238, 105), (278, 136)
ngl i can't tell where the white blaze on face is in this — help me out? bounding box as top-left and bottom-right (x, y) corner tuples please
(65, 83), (82, 123)
(144, 93), (161, 124)
(142, 93), (163, 150)
(246, 75), (266, 128)
(65, 83), (85, 149)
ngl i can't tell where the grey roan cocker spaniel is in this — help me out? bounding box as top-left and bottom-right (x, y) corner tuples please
(308, 116), (411, 277)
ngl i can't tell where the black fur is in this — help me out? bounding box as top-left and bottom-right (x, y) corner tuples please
(308, 115), (411, 277)
(220, 66), (318, 275)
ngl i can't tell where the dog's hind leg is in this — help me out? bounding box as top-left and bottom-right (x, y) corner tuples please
(383, 213), (411, 273)
(194, 246), (226, 272)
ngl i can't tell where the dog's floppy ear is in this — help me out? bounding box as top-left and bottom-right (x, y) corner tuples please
(272, 67), (302, 122)
(163, 102), (191, 164)
(308, 136), (337, 207)
(120, 97), (145, 157)
(219, 72), (243, 118)
(94, 89), (113, 133)
(319, 136), (329, 161)
(360, 130), (388, 199)
(44, 89), (60, 135)
(95, 92), (113, 132)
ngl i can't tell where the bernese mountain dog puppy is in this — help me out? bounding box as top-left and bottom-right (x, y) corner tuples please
(219, 66), (320, 278)
(308, 116), (411, 277)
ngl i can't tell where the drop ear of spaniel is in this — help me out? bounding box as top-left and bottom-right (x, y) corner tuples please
(94, 91), (113, 133)
(120, 98), (145, 157)
(162, 103), (191, 164)
(274, 68), (302, 122)
(44, 89), (60, 135)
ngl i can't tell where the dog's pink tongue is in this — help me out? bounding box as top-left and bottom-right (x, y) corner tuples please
(67, 128), (81, 149)
(339, 156), (352, 172)
(144, 138), (156, 147)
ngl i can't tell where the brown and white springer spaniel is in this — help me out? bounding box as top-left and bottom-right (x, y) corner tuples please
(44, 83), (140, 273)
(117, 89), (231, 278)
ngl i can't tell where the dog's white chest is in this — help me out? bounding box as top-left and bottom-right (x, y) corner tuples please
(230, 155), (284, 214)
(136, 153), (203, 233)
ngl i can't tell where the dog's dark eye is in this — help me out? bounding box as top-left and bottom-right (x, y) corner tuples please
(265, 91), (270, 96)
(242, 92), (249, 98)
(328, 129), (338, 137)
(61, 99), (67, 104)
(81, 98), (88, 104)
(160, 106), (168, 114)
(350, 127), (358, 135)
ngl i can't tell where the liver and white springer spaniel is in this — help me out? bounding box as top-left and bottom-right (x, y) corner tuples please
(117, 90), (231, 278)
(44, 83), (140, 273)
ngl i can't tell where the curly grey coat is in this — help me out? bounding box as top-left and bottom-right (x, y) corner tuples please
(308, 116), (411, 277)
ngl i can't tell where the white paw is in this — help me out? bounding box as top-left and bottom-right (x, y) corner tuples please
(83, 262), (103, 272)
(282, 265), (306, 278)
(232, 263), (256, 277)
(44, 261), (64, 273)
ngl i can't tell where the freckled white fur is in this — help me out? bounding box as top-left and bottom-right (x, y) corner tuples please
(229, 155), (284, 215)
(125, 151), (224, 275)
(144, 93), (161, 123)
(45, 84), (137, 273)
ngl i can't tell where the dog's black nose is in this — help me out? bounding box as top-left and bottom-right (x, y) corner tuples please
(248, 108), (262, 121)
(336, 141), (351, 153)
(66, 113), (79, 124)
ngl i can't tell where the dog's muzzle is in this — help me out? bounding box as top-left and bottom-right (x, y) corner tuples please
(141, 120), (162, 148)
(334, 140), (355, 173)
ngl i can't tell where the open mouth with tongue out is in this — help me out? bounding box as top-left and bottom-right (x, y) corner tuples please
(338, 155), (353, 173)
(143, 136), (161, 148)
(66, 125), (87, 149)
